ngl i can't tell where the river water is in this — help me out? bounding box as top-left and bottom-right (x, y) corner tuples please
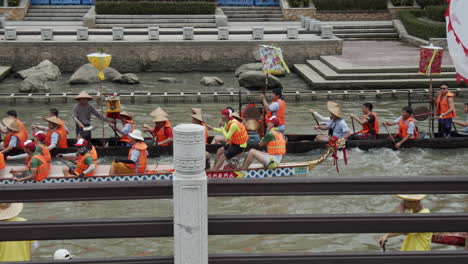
(1, 73), (468, 260)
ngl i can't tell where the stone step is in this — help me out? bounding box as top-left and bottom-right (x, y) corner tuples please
(28, 8), (89, 13)
(225, 14), (283, 18)
(96, 15), (215, 19)
(306, 60), (457, 81)
(221, 7), (281, 10)
(5, 21), (83, 26)
(319, 56), (456, 74)
(294, 64), (458, 90)
(331, 24), (395, 29)
(96, 19), (216, 24)
(223, 10), (282, 14)
(343, 38), (400, 41)
(335, 33), (399, 39)
(228, 18), (283, 22)
(28, 5), (91, 8)
(333, 28), (396, 34)
(26, 13), (85, 17)
(24, 17), (83, 21)
(94, 23), (217, 28)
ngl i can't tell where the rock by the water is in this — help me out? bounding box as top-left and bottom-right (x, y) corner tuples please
(200, 76), (224, 86)
(17, 60), (61, 81)
(157, 77), (178, 83)
(113, 73), (140, 85)
(238, 71), (283, 90)
(19, 75), (50, 93)
(69, 63), (122, 85)
(235, 63), (263, 77)
(235, 63), (286, 77)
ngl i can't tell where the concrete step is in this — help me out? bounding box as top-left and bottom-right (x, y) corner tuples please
(28, 5), (91, 8)
(294, 64), (458, 90)
(221, 7), (281, 10)
(319, 56), (456, 74)
(26, 13), (85, 17)
(333, 28), (396, 34)
(306, 60), (457, 81)
(28, 8), (89, 13)
(330, 24), (394, 29)
(5, 21), (83, 26)
(96, 15), (215, 19)
(24, 17), (83, 21)
(228, 18), (284, 22)
(223, 10), (282, 14)
(96, 19), (216, 24)
(335, 33), (399, 39)
(225, 14), (283, 18)
(94, 23), (217, 28)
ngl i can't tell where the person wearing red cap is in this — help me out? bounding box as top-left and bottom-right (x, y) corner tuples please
(10, 140), (49, 181)
(57, 139), (96, 177)
(209, 108), (249, 171)
(6, 131), (51, 170)
(240, 117), (286, 170)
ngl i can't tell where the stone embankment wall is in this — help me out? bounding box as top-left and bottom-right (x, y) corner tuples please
(0, 0), (29, 21)
(0, 39), (342, 73)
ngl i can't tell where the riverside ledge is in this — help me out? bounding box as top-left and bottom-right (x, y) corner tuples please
(0, 35), (342, 73)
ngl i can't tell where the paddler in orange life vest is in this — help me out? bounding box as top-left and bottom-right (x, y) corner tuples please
(48, 108), (69, 134)
(240, 116), (286, 170)
(10, 140), (49, 182)
(1, 110), (28, 144)
(191, 108), (209, 144)
(208, 108), (249, 171)
(150, 114), (173, 147)
(435, 83), (456, 138)
(262, 88), (286, 134)
(110, 130), (148, 175)
(58, 139), (96, 177)
(6, 131), (51, 170)
(349, 102), (379, 140)
(382, 106), (419, 149)
(109, 111), (135, 147)
(0, 117), (26, 155)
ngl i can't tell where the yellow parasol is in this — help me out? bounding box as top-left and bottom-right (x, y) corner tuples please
(87, 52), (112, 80)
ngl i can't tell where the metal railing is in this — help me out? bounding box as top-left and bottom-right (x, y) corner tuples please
(1, 176), (468, 263)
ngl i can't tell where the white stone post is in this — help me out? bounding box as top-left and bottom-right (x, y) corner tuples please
(303, 17), (311, 29)
(112, 27), (124, 40)
(77, 27), (89, 41)
(218, 27), (229, 40)
(5, 27), (16, 40)
(308, 20), (320, 31)
(41, 27), (53, 40)
(148, 27), (159, 40)
(183, 27), (194, 40)
(321, 25), (334, 39)
(287, 26), (299, 39)
(252, 26), (264, 40)
(173, 124), (208, 264)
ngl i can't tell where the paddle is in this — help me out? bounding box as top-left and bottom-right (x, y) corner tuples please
(351, 117), (356, 134)
(58, 157), (79, 176)
(310, 110), (320, 126)
(382, 123), (396, 145)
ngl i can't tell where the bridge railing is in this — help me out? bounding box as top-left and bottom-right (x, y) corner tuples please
(1, 176), (468, 264)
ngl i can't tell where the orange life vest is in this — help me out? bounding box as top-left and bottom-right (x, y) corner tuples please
(90, 145), (98, 168)
(16, 118), (28, 143)
(27, 153), (49, 181)
(125, 142), (148, 174)
(153, 121), (173, 146)
(75, 152), (94, 177)
(0, 153), (5, 169)
(3, 131), (24, 149)
(37, 143), (51, 170)
(266, 130), (286, 155)
(46, 126), (68, 148)
(56, 117), (68, 134)
(266, 99), (286, 125)
(119, 120), (135, 143)
(436, 92), (456, 119)
(397, 116), (419, 139)
(227, 119), (249, 145)
(358, 112), (379, 135)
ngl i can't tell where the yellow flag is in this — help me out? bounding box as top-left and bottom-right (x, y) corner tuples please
(87, 53), (112, 80)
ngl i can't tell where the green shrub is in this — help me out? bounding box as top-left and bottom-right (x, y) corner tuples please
(391, 0), (414, 6)
(95, 1), (216, 14)
(288, 0), (310, 7)
(399, 10), (446, 40)
(415, 0), (446, 8)
(7, 0), (19, 6)
(313, 0), (387, 11)
(425, 5), (447, 22)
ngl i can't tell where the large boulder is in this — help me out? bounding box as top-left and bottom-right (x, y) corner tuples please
(19, 75), (50, 93)
(17, 60), (61, 81)
(235, 63), (286, 77)
(238, 71), (283, 90)
(200, 76), (224, 86)
(113, 73), (140, 85)
(69, 63), (122, 85)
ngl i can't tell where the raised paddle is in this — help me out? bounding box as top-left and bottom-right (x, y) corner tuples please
(58, 157), (79, 176)
(309, 110), (320, 126)
(351, 117), (356, 134)
(382, 123), (396, 145)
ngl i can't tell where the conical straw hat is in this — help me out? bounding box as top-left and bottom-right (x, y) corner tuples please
(397, 194), (427, 201)
(191, 112), (203, 122)
(150, 107), (168, 117)
(44, 116), (62, 126)
(191, 108), (202, 115)
(0, 203), (23, 220)
(119, 111), (133, 120)
(153, 114), (168, 123)
(75, 91), (93, 100)
(2, 118), (20, 132)
(327, 101), (343, 119)
(232, 112), (243, 121)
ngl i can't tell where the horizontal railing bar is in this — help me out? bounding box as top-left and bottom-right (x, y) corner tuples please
(15, 251), (468, 264)
(1, 214), (467, 241)
(2, 176), (468, 203)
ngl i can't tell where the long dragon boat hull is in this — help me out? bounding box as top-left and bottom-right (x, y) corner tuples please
(5, 135), (468, 157)
(0, 162), (311, 184)
(432, 233), (466, 247)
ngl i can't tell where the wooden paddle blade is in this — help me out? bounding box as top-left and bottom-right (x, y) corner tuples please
(414, 105), (431, 121)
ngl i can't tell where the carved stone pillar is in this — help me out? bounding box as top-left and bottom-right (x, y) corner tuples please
(173, 124), (208, 264)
